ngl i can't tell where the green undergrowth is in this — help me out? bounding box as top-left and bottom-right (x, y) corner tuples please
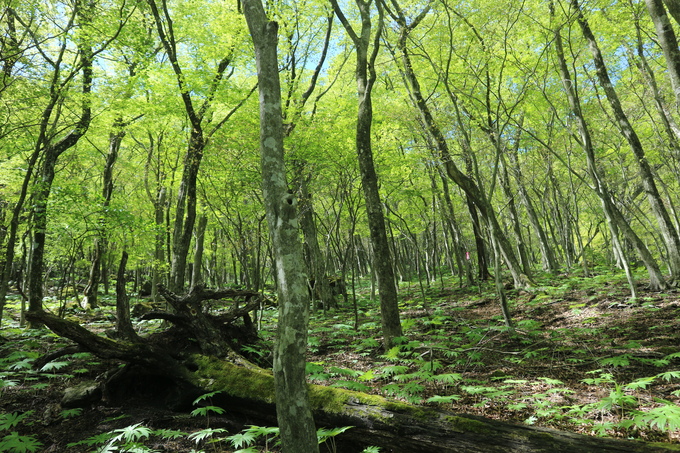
(300, 268), (680, 443)
(1, 267), (680, 449)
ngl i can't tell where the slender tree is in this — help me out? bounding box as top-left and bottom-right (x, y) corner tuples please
(27, 0), (95, 324)
(330, 0), (403, 347)
(146, 0), (240, 292)
(241, 0), (319, 450)
(572, 0), (680, 283)
(551, 1), (666, 291)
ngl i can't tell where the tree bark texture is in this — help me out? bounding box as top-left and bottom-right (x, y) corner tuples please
(646, 0), (680, 104)
(191, 214), (208, 288)
(83, 119), (124, 309)
(115, 251), (138, 340)
(330, 0), (403, 348)
(296, 171), (335, 311)
(242, 0), (319, 450)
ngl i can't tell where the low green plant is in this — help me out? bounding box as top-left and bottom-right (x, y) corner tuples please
(68, 423), (187, 452)
(60, 408), (82, 419)
(0, 411), (42, 453)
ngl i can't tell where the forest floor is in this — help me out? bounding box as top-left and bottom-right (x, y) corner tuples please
(1, 267), (680, 451)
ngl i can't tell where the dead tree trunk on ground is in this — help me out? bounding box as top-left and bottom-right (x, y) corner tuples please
(24, 307), (674, 453)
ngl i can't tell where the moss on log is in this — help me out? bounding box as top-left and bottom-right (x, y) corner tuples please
(26, 309), (680, 452)
(189, 355), (679, 453)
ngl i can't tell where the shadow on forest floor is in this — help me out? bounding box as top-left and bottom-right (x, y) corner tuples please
(1, 268), (680, 451)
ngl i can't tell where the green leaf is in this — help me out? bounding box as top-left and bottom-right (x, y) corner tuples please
(0, 432), (43, 452)
(0, 412), (33, 431)
(426, 395), (461, 404)
(330, 380), (370, 392)
(598, 355), (631, 368)
(9, 359), (35, 371)
(191, 405), (226, 417)
(60, 408), (82, 419)
(316, 425), (353, 443)
(655, 371), (680, 382)
(153, 429), (187, 439)
(358, 370), (376, 381)
(361, 446), (381, 453)
(537, 377), (564, 386)
(111, 423), (152, 443)
(430, 373), (463, 384)
(188, 427), (228, 444)
(634, 400), (680, 432)
(625, 376), (656, 390)
(329, 366), (361, 378)
(379, 365), (409, 377)
(225, 431), (256, 449)
(40, 361), (70, 372)
(192, 391), (222, 406)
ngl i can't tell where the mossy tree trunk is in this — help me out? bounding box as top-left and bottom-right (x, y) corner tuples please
(241, 0), (319, 451)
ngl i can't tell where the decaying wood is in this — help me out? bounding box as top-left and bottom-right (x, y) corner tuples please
(191, 357), (677, 453)
(25, 307), (679, 453)
(26, 309), (190, 380)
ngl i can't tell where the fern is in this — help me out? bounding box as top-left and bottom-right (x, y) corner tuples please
(598, 355), (631, 368)
(60, 408), (82, 419)
(191, 406), (226, 417)
(633, 399), (680, 432)
(0, 432), (43, 453)
(0, 412), (32, 431)
(329, 366), (361, 378)
(39, 361), (69, 372)
(379, 365), (408, 377)
(655, 370), (680, 382)
(153, 429), (187, 439)
(331, 380), (370, 392)
(192, 391), (222, 406)
(426, 394), (461, 404)
(110, 423), (153, 443)
(188, 427), (228, 444)
(430, 373), (463, 384)
(225, 431), (257, 449)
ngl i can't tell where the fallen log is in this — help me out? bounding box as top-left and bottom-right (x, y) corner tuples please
(25, 309), (677, 452)
(191, 357), (678, 453)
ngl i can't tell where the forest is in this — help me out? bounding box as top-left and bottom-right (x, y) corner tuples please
(2, 0), (680, 450)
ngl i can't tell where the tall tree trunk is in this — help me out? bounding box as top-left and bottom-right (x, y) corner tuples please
(387, 4), (528, 288)
(499, 153), (531, 275)
(242, 0), (319, 450)
(191, 214), (208, 288)
(552, 2), (666, 291)
(83, 119), (124, 309)
(330, 0), (403, 347)
(645, 0), (680, 104)
(507, 148), (557, 273)
(435, 167), (474, 285)
(147, 0), (233, 292)
(152, 186), (166, 302)
(0, 147), (40, 327)
(115, 251), (137, 340)
(296, 170), (334, 311)
(28, 7), (94, 324)
(572, 0), (680, 283)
